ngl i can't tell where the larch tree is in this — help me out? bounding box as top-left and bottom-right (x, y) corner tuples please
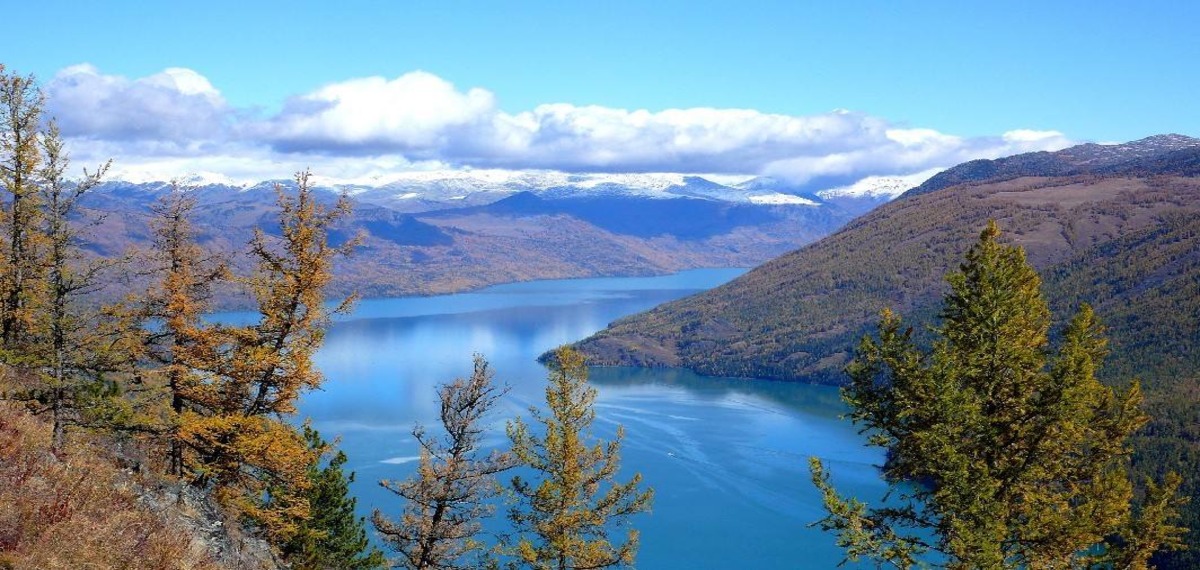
(374, 354), (515, 570)
(35, 119), (112, 450)
(0, 69), (116, 452)
(138, 185), (228, 475)
(810, 221), (1186, 569)
(0, 67), (47, 353)
(178, 171), (358, 540)
(506, 346), (652, 570)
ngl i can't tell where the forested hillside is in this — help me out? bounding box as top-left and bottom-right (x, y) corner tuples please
(575, 151), (1200, 567)
(577, 175), (1200, 383)
(902, 134), (1199, 197)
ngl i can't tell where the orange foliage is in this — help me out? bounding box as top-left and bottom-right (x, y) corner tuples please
(163, 171), (356, 540)
(179, 412), (315, 541)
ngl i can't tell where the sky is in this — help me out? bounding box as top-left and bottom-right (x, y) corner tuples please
(2, 0), (1197, 185)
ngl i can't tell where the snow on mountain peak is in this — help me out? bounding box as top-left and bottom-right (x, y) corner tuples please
(815, 169), (943, 200)
(363, 170), (764, 202)
(570, 172), (687, 191)
(1061, 134), (1200, 167)
(385, 169), (560, 186)
(178, 172), (244, 187)
(100, 167), (848, 208)
(748, 193), (820, 206)
(108, 168), (248, 188)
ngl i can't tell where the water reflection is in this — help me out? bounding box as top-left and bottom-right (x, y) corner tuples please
(288, 269), (884, 569)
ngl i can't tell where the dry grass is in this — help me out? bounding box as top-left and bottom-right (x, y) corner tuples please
(0, 402), (221, 570)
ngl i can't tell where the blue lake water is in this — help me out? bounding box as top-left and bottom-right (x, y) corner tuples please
(290, 268), (886, 569)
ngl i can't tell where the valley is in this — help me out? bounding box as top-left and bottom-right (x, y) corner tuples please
(79, 171), (905, 301)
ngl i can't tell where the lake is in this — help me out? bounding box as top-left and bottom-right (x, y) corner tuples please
(297, 268), (887, 569)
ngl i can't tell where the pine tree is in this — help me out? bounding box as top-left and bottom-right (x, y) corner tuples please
(374, 354), (514, 570)
(506, 346), (652, 570)
(283, 424), (385, 570)
(810, 221), (1186, 569)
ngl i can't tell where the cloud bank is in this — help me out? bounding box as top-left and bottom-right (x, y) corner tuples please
(45, 65), (1074, 185)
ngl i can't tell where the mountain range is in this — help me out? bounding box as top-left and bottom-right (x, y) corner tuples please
(78, 170), (921, 300)
(903, 133), (1200, 197)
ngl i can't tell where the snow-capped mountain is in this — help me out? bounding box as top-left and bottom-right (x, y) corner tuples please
(814, 169), (943, 200)
(96, 134), (1200, 215)
(358, 170), (786, 205)
(96, 169), (859, 213)
(82, 168), (881, 300)
(73, 133), (1200, 304)
(102, 169), (250, 188)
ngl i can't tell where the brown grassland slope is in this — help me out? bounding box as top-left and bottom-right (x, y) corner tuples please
(0, 395), (284, 570)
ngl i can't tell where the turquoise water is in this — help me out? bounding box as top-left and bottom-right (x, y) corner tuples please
(290, 269), (886, 569)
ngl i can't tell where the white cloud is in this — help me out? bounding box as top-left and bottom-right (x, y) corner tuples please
(144, 68), (222, 99)
(815, 168), (946, 200)
(262, 71), (497, 154)
(73, 141), (443, 187)
(45, 65), (1077, 185)
(254, 78), (894, 173)
(761, 129), (1073, 185)
(46, 64), (231, 143)
(477, 105), (888, 172)
(1002, 129), (1065, 143)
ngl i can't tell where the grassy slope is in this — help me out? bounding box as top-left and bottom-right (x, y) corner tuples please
(0, 397), (288, 569)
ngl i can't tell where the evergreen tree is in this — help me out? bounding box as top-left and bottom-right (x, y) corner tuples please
(374, 354), (514, 570)
(810, 221), (1186, 569)
(506, 346), (652, 570)
(284, 425), (385, 570)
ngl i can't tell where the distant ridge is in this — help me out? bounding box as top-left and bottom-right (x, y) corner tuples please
(575, 133), (1200, 384)
(77, 172), (865, 300)
(902, 134), (1200, 197)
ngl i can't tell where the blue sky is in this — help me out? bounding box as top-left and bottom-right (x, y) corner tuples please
(3, 1), (1197, 183)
